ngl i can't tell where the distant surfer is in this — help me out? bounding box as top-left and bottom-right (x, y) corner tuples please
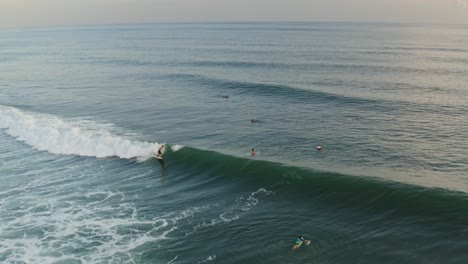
(222, 95), (230, 99)
(250, 118), (258, 123)
(292, 235), (310, 252)
(156, 145), (165, 159)
(251, 148), (257, 156)
(315, 145), (323, 151)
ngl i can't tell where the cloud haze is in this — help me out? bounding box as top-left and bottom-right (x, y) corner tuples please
(458, 0), (468, 8)
(0, 0), (467, 28)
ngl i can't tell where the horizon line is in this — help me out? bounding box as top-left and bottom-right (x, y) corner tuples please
(1, 20), (467, 31)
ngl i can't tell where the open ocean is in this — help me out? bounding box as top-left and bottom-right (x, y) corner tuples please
(1, 22), (468, 263)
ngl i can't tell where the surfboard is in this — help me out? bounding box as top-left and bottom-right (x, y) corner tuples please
(292, 240), (310, 251)
(292, 241), (303, 251)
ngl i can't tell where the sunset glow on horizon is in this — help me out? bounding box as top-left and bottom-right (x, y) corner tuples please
(0, 0), (467, 29)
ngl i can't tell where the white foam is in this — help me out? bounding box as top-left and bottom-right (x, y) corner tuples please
(171, 145), (184, 152)
(167, 256), (178, 264)
(0, 187), (180, 264)
(191, 188), (274, 232)
(0, 105), (160, 159)
(197, 255), (216, 263)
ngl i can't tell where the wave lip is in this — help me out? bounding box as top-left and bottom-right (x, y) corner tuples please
(0, 105), (159, 159)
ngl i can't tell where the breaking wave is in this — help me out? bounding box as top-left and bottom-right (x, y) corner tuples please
(0, 105), (160, 159)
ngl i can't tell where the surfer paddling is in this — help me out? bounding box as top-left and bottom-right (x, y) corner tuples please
(292, 235), (310, 252)
(156, 145), (165, 159)
(251, 148), (257, 156)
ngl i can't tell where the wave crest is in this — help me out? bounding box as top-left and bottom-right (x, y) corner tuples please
(0, 106), (159, 159)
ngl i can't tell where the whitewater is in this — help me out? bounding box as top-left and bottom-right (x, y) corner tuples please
(1, 22), (468, 264)
(0, 105), (161, 159)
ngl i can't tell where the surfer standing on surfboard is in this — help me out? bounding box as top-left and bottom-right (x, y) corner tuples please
(156, 145), (164, 159)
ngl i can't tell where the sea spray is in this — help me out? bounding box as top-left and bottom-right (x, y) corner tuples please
(0, 105), (160, 159)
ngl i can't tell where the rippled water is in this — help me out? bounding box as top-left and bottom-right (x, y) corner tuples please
(1, 22), (468, 263)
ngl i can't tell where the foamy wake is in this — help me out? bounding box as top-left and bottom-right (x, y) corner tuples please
(189, 188), (274, 234)
(197, 255), (216, 263)
(0, 105), (160, 159)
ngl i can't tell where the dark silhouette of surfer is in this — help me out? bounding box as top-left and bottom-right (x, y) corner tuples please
(156, 145), (164, 159)
(251, 148), (257, 156)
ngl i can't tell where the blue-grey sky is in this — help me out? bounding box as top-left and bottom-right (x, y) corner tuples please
(1, 0), (468, 28)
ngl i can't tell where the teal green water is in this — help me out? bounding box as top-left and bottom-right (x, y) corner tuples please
(1, 22), (468, 263)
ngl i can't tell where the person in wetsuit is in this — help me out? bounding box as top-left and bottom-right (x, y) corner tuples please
(157, 145), (164, 158)
(292, 235), (310, 251)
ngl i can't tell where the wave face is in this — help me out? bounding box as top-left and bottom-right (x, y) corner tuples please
(168, 146), (468, 220)
(1, 104), (466, 220)
(0, 105), (159, 159)
(2, 22), (468, 264)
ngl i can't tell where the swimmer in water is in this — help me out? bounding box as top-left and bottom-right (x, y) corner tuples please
(315, 145), (323, 151)
(292, 235), (310, 252)
(251, 148), (257, 156)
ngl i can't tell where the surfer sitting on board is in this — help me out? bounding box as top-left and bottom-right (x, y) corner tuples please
(156, 145), (164, 159)
(292, 235), (310, 252)
(251, 148), (257, 156)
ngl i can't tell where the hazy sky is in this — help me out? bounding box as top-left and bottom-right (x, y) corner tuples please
(1, 0), (468, 28)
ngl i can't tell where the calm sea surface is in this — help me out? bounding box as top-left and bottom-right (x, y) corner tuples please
(1, 22), (468, 263)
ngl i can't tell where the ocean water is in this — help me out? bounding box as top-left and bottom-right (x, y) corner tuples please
(1, 22), (468, 263)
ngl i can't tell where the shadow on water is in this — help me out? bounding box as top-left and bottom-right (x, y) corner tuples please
(157, 158), (167, 178)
